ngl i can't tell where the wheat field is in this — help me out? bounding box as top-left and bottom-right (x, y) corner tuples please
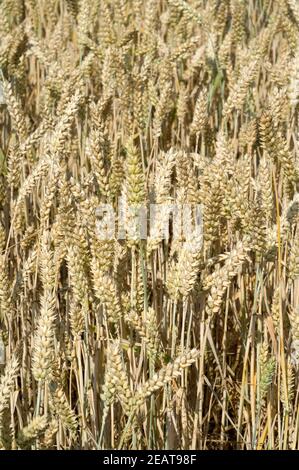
(0, 0), (299, 451)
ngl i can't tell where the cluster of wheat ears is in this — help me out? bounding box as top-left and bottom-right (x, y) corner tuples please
(0, 0), (299, 451)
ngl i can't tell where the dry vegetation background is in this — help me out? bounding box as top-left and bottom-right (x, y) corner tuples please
(0, 0), (299, 451)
